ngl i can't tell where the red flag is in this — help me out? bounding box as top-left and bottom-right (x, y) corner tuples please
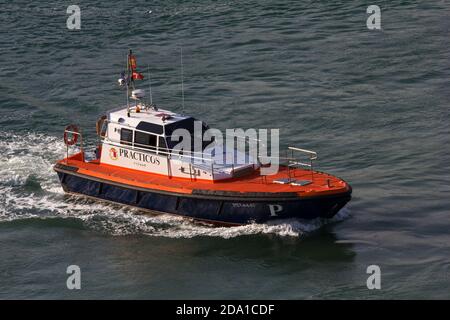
(132, 71), (144, 80)
(129, 55), (137, 70)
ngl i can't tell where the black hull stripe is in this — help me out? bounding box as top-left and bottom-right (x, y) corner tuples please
(64, 191), (243, 227)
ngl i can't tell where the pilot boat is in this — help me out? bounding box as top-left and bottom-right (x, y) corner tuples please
(54, 51), (352, 226)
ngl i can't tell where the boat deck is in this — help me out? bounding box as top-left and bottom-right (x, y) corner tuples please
(55, 152), (350, 198)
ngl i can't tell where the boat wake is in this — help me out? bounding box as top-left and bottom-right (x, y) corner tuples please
(79, 207), (350, 238)
(0, 131), (351, 238)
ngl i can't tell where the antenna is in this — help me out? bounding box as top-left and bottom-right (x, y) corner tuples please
(126, 52), (130, 116)
(180, 47), (185, 115)
(147, 64), (153, 105)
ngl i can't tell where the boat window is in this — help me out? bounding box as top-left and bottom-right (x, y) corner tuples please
(165, 136), (175, 151)
(164, 118), (210, 152)
(158, 136), (168, 153)
(134, 131), (157, 150)
(165, 134), (204, 152)
(200, 122), (211, 151)
(136, 121), (163, 135)
(164, 118), (195, 136)
(120, 128), (133, 146)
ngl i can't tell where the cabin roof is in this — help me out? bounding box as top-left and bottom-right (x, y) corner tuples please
(108, 106), (190, 131)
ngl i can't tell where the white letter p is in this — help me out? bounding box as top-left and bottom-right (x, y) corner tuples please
(269, 204), (283, 217)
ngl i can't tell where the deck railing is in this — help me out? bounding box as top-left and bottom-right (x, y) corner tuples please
(287, 146), (317, 181)
(64, 123), (318, 183)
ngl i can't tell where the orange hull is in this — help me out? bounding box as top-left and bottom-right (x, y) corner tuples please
(54, 152), (352, 224)
(56, 152), (350, 197)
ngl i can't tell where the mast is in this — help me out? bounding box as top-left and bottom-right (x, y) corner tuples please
(128, 49), (135, 91)
(126, 52), (130, 116)
(126, 49), (137, 117)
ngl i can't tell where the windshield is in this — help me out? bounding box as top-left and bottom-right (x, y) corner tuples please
(165, 118), (211, 152)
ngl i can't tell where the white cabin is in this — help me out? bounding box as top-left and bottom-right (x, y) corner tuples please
(98, 103), (258, 181)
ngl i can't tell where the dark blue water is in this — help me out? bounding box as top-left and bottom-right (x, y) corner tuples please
(0, 0), (449, 299)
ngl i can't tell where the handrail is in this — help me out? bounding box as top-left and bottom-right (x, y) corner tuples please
(104, 136), (215, 163)
(288, 146), (317, 160)
(287, 146), (318, 180)
(64, 123), (318, 183)
(258, 155), (313, 167)
(106, 119), (163, 136)
(103, 120), (267, 165)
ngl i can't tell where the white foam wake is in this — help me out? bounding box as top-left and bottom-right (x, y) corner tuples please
(76, 207), (351, 238)
(0, 131), (351, 238)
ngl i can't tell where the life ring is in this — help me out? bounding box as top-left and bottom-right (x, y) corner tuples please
(64, 124), (79, 146)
